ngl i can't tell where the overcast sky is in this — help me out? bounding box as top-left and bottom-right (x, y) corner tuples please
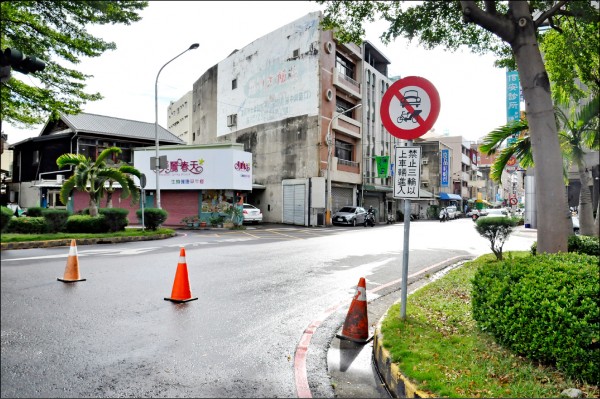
(4, 1), (508, 144)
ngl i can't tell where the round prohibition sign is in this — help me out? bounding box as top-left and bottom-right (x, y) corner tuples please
(380, 76), (441, 140)
(510, 197), (518, 206)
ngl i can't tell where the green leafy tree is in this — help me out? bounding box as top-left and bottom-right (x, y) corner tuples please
(481, 97), (599, 237)
(317, 0), (599, 254)
(540, 16), (600, 104)
(0, 1), (148, 127)
(56, 147), (136, 217)
(475, 216), (519, 260)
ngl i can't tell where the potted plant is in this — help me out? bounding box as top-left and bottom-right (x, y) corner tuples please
(224, 205), (243, 228)
(181, 215), (200, 227)
(209, 215), (224, 227)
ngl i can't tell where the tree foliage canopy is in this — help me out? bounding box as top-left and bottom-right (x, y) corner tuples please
(540, 15), (600, 103)
(0, 1), (148, 127)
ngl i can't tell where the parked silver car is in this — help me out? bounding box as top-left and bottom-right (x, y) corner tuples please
(332, 206), (367, 226)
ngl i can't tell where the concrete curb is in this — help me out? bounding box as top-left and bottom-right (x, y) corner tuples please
(371, 256), (474, 398)
(0, 232), (177, 251)
(373, 320), (433, 398)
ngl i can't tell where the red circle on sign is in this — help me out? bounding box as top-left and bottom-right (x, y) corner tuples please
(510, 197), (518, 205)
(380, 76), (441, 140)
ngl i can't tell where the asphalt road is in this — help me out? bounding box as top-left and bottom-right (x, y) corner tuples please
(1, 219), (537, 398)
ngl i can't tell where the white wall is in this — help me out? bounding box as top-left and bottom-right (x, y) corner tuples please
(216, 12), (321, 136)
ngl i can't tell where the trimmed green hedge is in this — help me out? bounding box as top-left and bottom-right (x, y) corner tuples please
(531, 234), (599, 256)
(41, 209), (70, 233)
(65, 215), (110, 233)
(136, 208), (167, 231)
(25, 206), (44, 217)
(472, 253), (599, 384)
(98, 208), (129, 232)
(6, 217), (48, 234)
(0, 206), (13, 233)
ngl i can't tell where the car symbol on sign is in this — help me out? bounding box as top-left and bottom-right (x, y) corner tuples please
(400, 90), (421, 108)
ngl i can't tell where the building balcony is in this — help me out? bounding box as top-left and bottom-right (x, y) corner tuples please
(468, 180), (486, 188)
(461, 153), (470, 166)
(333, 114), (362, 139)
(330, 156), (362, 184)
(333, 69), (362, 99)
(335, 41), (362, 60)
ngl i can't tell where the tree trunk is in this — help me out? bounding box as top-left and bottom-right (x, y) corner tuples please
(595, 200), (600, 236)
(578, 166), (596, 236)
(510, 3), (570, 253)
(88, 198), (99, 217)
(106, 191), (114, 209)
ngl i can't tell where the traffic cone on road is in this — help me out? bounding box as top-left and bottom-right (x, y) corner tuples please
(164, 247), (198, 303)
(336, 277), (372, 344)
(57, 239), (86, 283)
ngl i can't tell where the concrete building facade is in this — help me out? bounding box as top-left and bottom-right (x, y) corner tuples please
(189, 11), (403, 225)
(167, 91), (193, 144)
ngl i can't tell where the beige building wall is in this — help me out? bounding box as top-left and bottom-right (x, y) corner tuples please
(167, 91), (193, 144)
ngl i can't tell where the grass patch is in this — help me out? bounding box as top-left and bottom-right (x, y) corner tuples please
(0, 228), (175, 243)
(380, 252), (599, 398)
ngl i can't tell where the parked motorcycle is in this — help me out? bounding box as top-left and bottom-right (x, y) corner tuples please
(364, 212), (375, 227)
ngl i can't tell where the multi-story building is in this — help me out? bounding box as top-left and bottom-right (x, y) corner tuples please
(360, 43), (404, 220)
(189, 11), (402, 225)
(167, 91), (193, 144)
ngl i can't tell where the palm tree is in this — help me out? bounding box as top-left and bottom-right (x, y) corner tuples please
(555, 97), (599, 236)
(480, 97), (599, 236)
(98, 161), (141, 209)
(57, 147), (138, 217)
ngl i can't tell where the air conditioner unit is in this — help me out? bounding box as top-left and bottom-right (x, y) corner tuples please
(421, 159), (428, 165)
(56, 175), (64, 183)
(227, 114), (237, 127)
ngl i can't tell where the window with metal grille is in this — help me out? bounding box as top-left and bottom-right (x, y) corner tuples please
(335, 53), (355, 79)
(335, 139), (353, 162)
(335, 97), (358, 118)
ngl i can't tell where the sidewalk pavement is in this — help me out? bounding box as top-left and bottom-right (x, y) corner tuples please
(328, 256), (475, 398)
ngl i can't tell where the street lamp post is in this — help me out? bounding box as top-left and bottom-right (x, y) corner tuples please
(154, 43), (199, 209)
(325, 103), (362, 226)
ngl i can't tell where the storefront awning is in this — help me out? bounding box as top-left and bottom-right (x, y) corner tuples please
(438, 192), (462, 200)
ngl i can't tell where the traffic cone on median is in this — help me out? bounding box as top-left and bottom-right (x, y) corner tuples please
(57, 239), (86, 283)
(336, 277), (372, 344)
(164, 247), (198, 303)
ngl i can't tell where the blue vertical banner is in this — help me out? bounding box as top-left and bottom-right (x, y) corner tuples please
(441, 149), (449, 187)
(506, 70), (521, 145)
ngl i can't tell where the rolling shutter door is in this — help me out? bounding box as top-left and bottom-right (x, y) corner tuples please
(332, 187), (353, 213)
(283, 184), (306, 225)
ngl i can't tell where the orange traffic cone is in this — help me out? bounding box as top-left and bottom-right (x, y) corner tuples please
(57, 239), (86, 283)
(164, 247), (198, 303)
(336, 277), (372, 344)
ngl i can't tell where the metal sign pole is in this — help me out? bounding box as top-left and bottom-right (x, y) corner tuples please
(140, 173), (146, 232)
(380, 76), (440, 321)
(400, 140), (412, 320)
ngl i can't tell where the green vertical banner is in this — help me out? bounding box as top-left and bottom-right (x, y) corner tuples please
(375, 156), (390, 178)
